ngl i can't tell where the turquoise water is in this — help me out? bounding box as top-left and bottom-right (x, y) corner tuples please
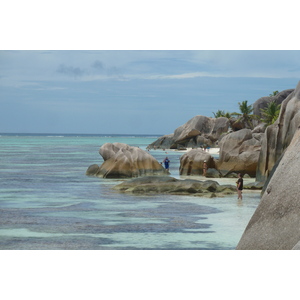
(0, 133), (260, 250)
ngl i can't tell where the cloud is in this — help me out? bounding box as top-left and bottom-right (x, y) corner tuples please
(91, 60), (124, 79)
(33, 86), (67, 91)
(57, 64), (85, 78)
(126, 71), (283, 81)
(147, 72), (211, 79)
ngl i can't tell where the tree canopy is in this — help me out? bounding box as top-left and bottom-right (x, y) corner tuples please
(269, 90), (279, 97)
(260, 101), (281, 125)
(232, 100), (256, 129)
(212, 110), (232, 119)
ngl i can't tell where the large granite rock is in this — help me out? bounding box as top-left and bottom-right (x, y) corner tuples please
(236, 129), (300, 250)
(113, 176), (236, 197)
(292, 241), (300, 250)
(86, 143), (168, 178)
(253, 89), (294, 118)
(256, 81), (300, 183)
(147, 116), (229, 150)
(179, 149), (215, 176)
(217, 129), (263, 177)
(147, 133), (174, 150)
(229, 117), (246, 131)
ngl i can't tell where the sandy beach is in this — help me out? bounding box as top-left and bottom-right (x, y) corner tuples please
(168, 147), (220, 154)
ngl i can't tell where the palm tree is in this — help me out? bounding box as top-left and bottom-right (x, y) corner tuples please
(269, 90), (279, 97)
(260, 101), (281, 125)
(232, 100), (256, 129)
(212, 110), (232, 119)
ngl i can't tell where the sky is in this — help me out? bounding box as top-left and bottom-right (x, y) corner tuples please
(1, 50), (300, 135)
(1, 1), (300, 135)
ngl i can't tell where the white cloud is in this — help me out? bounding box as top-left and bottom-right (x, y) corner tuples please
(1, 50), (300, 89)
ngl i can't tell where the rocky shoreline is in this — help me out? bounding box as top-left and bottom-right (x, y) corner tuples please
(86, 81), (300, 249)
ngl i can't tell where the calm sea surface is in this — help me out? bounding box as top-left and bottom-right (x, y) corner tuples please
(0, 133), (260, 250)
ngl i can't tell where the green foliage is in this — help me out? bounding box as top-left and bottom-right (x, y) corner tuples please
(212, 110), (232, 119)
(269, 90), (279, 97)
(231, 100), (256, 129)
(260, 101), (281, 125)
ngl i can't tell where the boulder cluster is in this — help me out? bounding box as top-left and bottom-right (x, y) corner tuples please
(86, 81), (300, 249)
(147, 115), (229, 150)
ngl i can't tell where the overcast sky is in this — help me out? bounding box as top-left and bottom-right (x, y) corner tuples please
(1, 50), (300, 134)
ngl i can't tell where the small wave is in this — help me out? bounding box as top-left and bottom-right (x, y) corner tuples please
(47, 136), (64, 138)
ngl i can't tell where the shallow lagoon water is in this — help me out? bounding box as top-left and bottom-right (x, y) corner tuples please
(0, 134), (260, 250)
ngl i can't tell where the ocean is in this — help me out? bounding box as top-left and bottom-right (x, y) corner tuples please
(0, 133), (260, 250)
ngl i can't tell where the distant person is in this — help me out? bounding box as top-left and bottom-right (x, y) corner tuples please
(236, 173), (244, 200)
(203, 160), (208, 176)
(163, 157), (170, 171)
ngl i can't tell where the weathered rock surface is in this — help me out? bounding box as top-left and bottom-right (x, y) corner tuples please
(252, 123), (267, 134)
(179, 149), (215, 176)
(292, 241), (300, 250)
(147, 134), (174, 150)
(243, 181), (264, 190)
(236, 129), (300, 250)
(217, 129), (262, 177)
(147, 116), (229, 150)
(113, 176), (236, 197)
(229, 117), (246, 131)
(253, 89), (294, 118)
(86, 164), (101, 176)
(86, 143), (168, 178)
(256, 81), (300, 183)
(205, 168), (222, 178)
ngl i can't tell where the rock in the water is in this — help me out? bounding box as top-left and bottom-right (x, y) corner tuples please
(86, 164), (100, 176)
(113, 176), (236, 196)
(179, 149), (214, 176)
(86, 143), (168, 178)
(236, 129), (300, 250)
(243, 181), (264, 190)
(146, 134), (174, 150)
(217, 129), (262, 177)
(205, 168), (221, 178)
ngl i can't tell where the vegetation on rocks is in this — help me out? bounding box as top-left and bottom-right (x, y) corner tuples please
(260, 101), (281, 125)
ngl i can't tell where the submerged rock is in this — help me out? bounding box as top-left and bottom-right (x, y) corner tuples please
(113, 176), (236, 197)
(86, 143), (168, 178)
(243, 181), (264, 190)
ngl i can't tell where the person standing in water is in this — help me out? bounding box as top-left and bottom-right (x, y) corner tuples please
(236, 173), (244, 200)
(163, 157), (170, 171)
(203, 160), (208, 176)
